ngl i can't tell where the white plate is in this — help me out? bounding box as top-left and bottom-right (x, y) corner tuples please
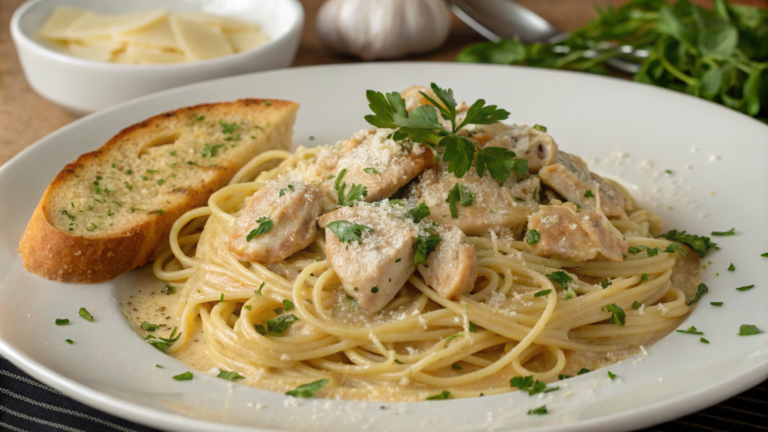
(1, 63), (767, 432)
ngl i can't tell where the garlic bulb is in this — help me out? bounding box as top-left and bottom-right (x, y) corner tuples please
(316, 0), (452, 60)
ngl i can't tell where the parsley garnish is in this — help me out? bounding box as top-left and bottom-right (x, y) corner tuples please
(511, 375), (558, 395)
(255, 282), (265, 296)
(446, 183), (475, 218)
(577, 368), (591, 375)
(710, 302), (723, 306)
(584, 190), (595, 198)
(365, 83), (523, 182)
(640, 273), (649, 283)
(286, 379), (328, 397)
(145, 327), (181, 353)
(525, 229), (540, 245)
(371, 287), (379, 293)
(217, 369), (245, 381)
(414, 231), (442, 266)
(163, 285), (177, 295)
(246, 217), (273, 241)
(711, 228), (736, 236)
(469, 321), (477, 333)
(663, 242), (688, 256)
(60, 210), (75, 221)
(219, 121), (238, 134)
(201, 143), (224, 157)
(409, 202), (431, 223)
(727, 263), (735, 272)
(528, 405), (548, 415)
(426, 390), (452, 400)
(334, 168), (368, 206)
(658, 230), (718, 257)
(608, 371), (617, 380)
(282, 299), (294, 312)
(631, 301), (642, 310)
(700, 337), (710, 344)
(602, 303), (626, 326)
(676, 326), (704, 335)
(191, 115), (204, 124)
(452, 363), (462, 370)
(55, 318), (69, 325)
(534, 289), (551, 297)
(172, 372), (193, 381)
(601, 279), (612, 289)
(363, 167), (379, 174)
(558, 374), (570, 380)
(141, 321), (158, 332)
(65, 339), (74, 344)
(79, 308), (93, 322)
(737, 285), (755, 292)
(255, 314), (300, 335)
(738, 325), (760, 336)
(688, 283), (709, 305)
(475, 147), (528, 183)
(326, 220), (374, 243)
(546, 271), (576, 299)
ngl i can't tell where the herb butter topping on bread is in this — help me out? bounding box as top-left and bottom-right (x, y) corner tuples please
(19, 99), (299, 283)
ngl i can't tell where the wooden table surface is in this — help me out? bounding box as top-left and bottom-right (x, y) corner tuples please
(1, 0), (766, 167)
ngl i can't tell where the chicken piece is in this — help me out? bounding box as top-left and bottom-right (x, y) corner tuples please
(405, 161), (539, 236)
(314, 128), (435, 203)
(484, 125), (559, 172)
(417, 224), (477, 299)
(526, 202), (628, 261)
(228, 180), (323, 264)
(538, 151), (630, 217)
(318, 203), (418, 313)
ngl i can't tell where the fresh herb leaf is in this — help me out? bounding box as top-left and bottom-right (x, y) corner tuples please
(677, 326), (704, 335)
(710, 302), (723, 306)
(727, 263), (735, 271)
(533, 124), (547, 132)
(664, 242), (688, 256)
(363, 167), (378, 174)
(79, 308), (93, 322)
(219, 121), (238, 134)
(546, 271), (574, 295)
(282, 299), (294, 312)
(409, 202), (431, 223)
(525, 229), (540, 245)
(145, 327), (181, 353)
(452, 363), (462, 370)
(266, 314), (299, 335)
(700, 337), (710, 344)
(172, 372), (193, 381)
(326, 220), (374, 243)
(584, 190), (595, 198)
(141, 321), (158, 332)
(632, 301), (642, 310)
(65, 339), (74, 344)
(255, 282), (265, 296)
(601, 279), (612, 289)
(246, 217), (273, 241)
(738, 324), (760, 336)
(217, 369), (245, 381)
(475, 147), (524, 183)
(688, 283), (709, 305)
(446, 183), (476, 218)
(608, 371), (617, 380)
(414, 231), (442, 266)
(658, 230), (718, 257)
(528, 405), (548, 415)
(334, 169), (368, 206)
(602, 303), (626, 326)
(55, 318), (69, 325)
(640, 273), (649, 283)
(469, 321), (477, 333)
(163, 285), (177, 295)
(737, 285), (755, 291)
(711, 228), (736, 236)
(286, 379), (328, 397)
(201, 143), (224, 157)
(558, 374), (571, 380)
(577, 368), (591, 375)
(534, 289), (552, 297)
(426, 390), (452, 400)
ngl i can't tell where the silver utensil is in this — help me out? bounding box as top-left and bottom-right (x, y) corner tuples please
(449, 0), (646, 74)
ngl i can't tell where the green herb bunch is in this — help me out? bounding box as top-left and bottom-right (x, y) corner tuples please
(457, 0), (768, 123)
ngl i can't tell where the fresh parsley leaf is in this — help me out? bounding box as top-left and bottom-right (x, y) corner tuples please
(710, 302), (723, 306)
(631, 301), (642, 310)
(602, 303), (626, 326)
(446, 183), (476, 218)
(282, 299), (295, 312)
(201, 143), (224, 157)
(286, 379), (329, 397)
(525, 229), (540, 245)
(601, 279), (612, 289)
(155, 364), (163, 368)
(266, 314), (299, 335)
(664, 242), (688, 256)
(510, 375), (534, 391)
(334, 169), (368, 206)
(145, 327), (181, 353)
(676, 326), (704, 335)
(255, 282), (265, 296)
(363, 167), (378, 174)
(728, 263), (736, 271)
(700, 337), (710, 344)
(414, 231), (442, 266)
(475, 147), (519, 183)
(65, 339), (74, 344)
(163, 285), (177, 295)
(737, 285), (755, 292)
(528, 405), (548, 415)
(426, 390), (452, 400)
(440, 135), (476, 179)
(577, 368), (591, 375)
(533, 124), (547, 132)
(608, 371), (617, 380)
(738, 324), (760, 336)
(219, 121), (238, 134)
(172, 372), (193, 381)
(409, 202), (431, 223)
(640, 273), (649, 283)
(452, 363), (462, 370)
(326, 220), (374, 243)
(457, 98), (510, 131)
(534, 289), (552, 297)
(658, 230), (718, 257)
(217, 369), (245, 381)
(584, 190), (595, 198)
(191, 115), (204, 124)
(246, 217), (273, 241)
(141, 321), (158, 332)
(688, 283), (709, 305)
(546, 271), (573, 294)
(469, 321), (477, 333)
(79, 308), (93, 322)
(711, 228), (736, 236)
(55, 318), (69, 325)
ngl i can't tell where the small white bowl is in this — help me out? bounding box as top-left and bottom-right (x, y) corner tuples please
(10, 0), (304, 114)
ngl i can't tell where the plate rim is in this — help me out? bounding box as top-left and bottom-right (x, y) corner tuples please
(2, 62), (767, 432)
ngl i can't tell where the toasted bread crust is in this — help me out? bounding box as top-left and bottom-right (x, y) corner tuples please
(19, 99), (298, 283)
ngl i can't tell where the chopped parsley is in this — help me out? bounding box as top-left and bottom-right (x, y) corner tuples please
(640, 273), (649, 283)
(631, 301), (642, 310)
(533, 124), (547, 132)
(282, 299), (294, 312)
(510, 375), (558, 396)
(663, 242), (688, 256)
(687, 283), (709, 305)
(163, 285), (177, 295)
(426, 390), (452, 400)
(525, 229), (540, 245)
(286, 379), (328, 397)
(528, 405), (548, 415)
(446, 183), (475, 218)
(201, 143), (224, 157)
(469, 321), (477, 333)
(546, 271), (576, 299)
(172, 372), (193, 381)
(255, 314), (300, 335)
(145, 327), (181, 353)
(584, 190), (595, 198)
(413, 230), (442, 266)
(700, 337), (710, 344)
(475, 146), (528, 183)
(79, 308), (93, 322)
(326, 220), (373, 243)
(255, 282), (265, 296)
(676, 326), (704, 335)
(658, 230), (718, 257)
(534, 289), (552, 297)
(711, 228), (736, 236)
(710, 302), (723, 306)
(141, 321), (158, 332)
(334, 168), (367, 206)
(602, 304), (626, 327)
(738, 325), (760, 336)
(155, 364), (163, 368)
(363, 167), (379, 174)
(60, 210), (75, 221)
(608, 371), (617, 380)
(55, 318), (69, 325)
(737, 285), (754, 292)
(244, 305), (252, 310)
(371, 287), (379, 293)
(601, 279), (612, 289)
(628, 245), (658, 256)
(409, 202), (431, 223)
(452, 363), (462, 370)
(219, 121), (238, 134)
(217, 369), (245, 381)
(728, 263), (735, 271)
(246, 216), (274, 241)
(577, 368), (591, 375)
(191, 115), (204, 124)
(65, 339), (74, 344)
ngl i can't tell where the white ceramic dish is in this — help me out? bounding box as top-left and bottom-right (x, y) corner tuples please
(1, 63), (767, 432)
(10, 0), (303, 115)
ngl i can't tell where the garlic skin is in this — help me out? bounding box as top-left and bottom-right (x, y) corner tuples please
(316, 0), (451, 60)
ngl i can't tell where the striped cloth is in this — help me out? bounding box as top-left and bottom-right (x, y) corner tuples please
(1, 354), (767, 431)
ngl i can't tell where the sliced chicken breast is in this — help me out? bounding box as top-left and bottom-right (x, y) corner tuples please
(484, 125), (559, 172)
(228, 180), (323, 264)
(417, 224), (477, 299)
